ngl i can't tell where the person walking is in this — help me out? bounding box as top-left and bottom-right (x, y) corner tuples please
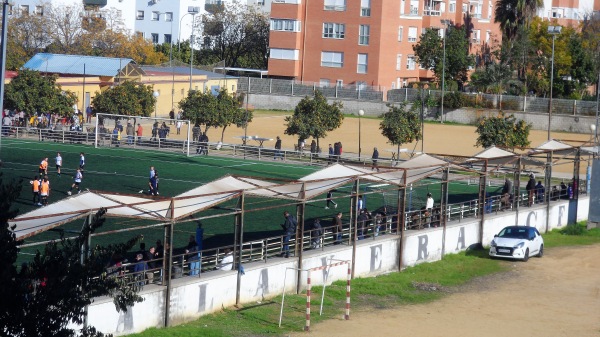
(280, 211), (297, 258)
(40, 176), (50, 206)
(67, 168), (83, 195)
(79, 152), (85, 172)
(311, 219), (323, 249)
(325, 190), (337, 209)
(31, 175), (41, 206)
(526, 174), (536, 206)
(371, 147), (380, 171)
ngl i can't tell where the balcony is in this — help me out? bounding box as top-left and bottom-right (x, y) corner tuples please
(423, 7), (441, 16)
(84, 0), (107, 6)
(472, 38), (481, 44)
(273, 0), (302, 3)
(409, 7), (419, 15)
(205, 0), (224, 13)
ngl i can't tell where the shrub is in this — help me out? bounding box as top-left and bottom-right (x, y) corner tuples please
(442, 91), (466, 109)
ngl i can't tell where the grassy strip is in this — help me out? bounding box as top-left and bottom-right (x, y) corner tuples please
(127, 224), (600, 337)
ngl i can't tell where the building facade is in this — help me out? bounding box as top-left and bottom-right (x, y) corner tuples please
(267, 0), (502, 89)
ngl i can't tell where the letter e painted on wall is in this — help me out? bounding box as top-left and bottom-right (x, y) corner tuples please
(417, 235), (429, 260)
(558, 205), (566, 227)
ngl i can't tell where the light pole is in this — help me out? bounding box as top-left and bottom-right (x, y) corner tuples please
(547, 25), (562, 141)
(153, 91), (160, 118)
(178, 7), (200, 53)
(358, 109), (364, 160)
(0, 0), (8, 159)
(440, 20), (451, 124)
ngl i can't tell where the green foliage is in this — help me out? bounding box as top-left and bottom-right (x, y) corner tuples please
(4, 69), (77, 116)
(91, 81), (155, 117)
(560, 223), (584, 235)
(442, 91), (467, 109)
(179, 88), (251, 142)
(284, 90), (344, 149)
(475, 111), (531, 149)
(0, 175), (143, 337)
(542, 222), (600, 247)
(379, 103), (421, 149)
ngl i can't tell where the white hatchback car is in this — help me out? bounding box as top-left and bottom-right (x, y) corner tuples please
(489, 226), (544, 262)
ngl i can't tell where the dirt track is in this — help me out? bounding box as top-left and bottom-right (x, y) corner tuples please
(292, 244), (600, 337)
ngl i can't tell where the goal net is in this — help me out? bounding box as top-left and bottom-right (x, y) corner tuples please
(94, 113), (191, 156)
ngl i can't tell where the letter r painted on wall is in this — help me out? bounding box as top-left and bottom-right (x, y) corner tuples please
(417, 235), (429, 260)
(455, 227), (465, 251)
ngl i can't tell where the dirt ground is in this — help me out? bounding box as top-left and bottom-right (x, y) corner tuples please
(291, 244), (600, 337)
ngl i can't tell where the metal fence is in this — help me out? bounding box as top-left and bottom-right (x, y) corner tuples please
(239, 77), (599, 116)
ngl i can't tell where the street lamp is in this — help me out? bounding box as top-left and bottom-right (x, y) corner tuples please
(547, 25), (562, 141)
(440, 19), (451, 124)
(153, 91), (160, 118)
(358, 109), (364, 160)
(0, 0), (8, 159)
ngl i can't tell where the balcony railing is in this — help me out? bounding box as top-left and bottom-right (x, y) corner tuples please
(409, 7), (419, 15)
(423, 7), (441, 16)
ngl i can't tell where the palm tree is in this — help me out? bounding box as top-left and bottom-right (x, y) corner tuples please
(494, 0), (542, 41)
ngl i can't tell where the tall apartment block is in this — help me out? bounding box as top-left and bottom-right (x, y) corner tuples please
(267, 0), (500, 89)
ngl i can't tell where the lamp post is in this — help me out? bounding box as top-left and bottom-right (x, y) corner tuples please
(440, 19), (451, 124)
(358, 109), (364, 160)
(0, 0), (8, 158)
(547, 25), (562, 141)
(153, 91), (160, 118)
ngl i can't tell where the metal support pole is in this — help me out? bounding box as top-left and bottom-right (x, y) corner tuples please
(235, 193), (244, 305)
(441, 167), (449, 256)
(548, 34), (556, 140)
(0, 0), (10, 158)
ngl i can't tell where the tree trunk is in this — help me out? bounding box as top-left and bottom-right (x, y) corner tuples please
(221, 126), (227, 143)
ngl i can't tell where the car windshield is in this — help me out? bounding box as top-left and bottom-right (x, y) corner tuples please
(498, 228), (528, 239)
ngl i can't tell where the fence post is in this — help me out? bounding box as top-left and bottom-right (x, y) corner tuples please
(335, 85), (338, 98)
(523, 95), (526, 112)
(573, 100), (577, 115)
(405, 87), (408, 101)
(291, 81), (294, 96)
(269, 78), (272, 94)
(358, 86), (361, 100)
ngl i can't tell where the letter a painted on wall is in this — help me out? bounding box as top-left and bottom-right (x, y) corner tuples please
(455, 227), (466, 251)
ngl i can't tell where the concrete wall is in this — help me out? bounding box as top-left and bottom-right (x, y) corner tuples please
(87, 196), (589, 336)
(246, 93), (596, 134)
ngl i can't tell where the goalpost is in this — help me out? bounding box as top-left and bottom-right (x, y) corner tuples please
(278, 259), (351, 332)
(94, 113), (192, 156)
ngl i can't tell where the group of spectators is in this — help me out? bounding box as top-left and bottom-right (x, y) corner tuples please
(2, 109), (85, 135)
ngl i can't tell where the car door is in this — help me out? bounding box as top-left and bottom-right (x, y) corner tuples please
(528, 228), (541, 254)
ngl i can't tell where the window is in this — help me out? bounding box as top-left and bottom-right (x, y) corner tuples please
(359, 25), (370, 45)
(166, 12), (173, 21)
(462, 4), (467, 13)
(361, 0), (371, 16)
(164, 34), (172, 44)
(488, 3), (492, 18)
(136, 31), (144, 38)
(152, 11), (159, 21)
(21, 5), (29, 14)
(398, 26), (403, 41)
(400, 0), (406, 14)
(409, 0), (419, 15)
(486, 30), (491, 42)
(449, 1), (455, 12)
(271, 19), (301, 32)
(320, 79), (330, 87)
(396, 54), (402, 70)
(321, 51), (344, 68)
(357, 54), (368, 73)
(270, 48), (300, 60)
(406, 55), (416, 70)
(357, 81), (367, 90)
(323, 23), (345, 39)
(151, 33), (159, 44)
(136, 10), (144, 20)
(408, 26), (417, 42)
(472, 29), (480, 43)
(324, 0), (346, 11)
(336, 79), (344, 87)
(35, 5), (43, 16)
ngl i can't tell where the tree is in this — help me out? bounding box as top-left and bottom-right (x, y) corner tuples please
(6, 8), (53, 70)
(91, 81), (155, 117)
(379, 103), (422, 154)
(202, 3), (269, 68)
(475, 112), (531, 149)
(284, 90), (344, 150)
(0, 174), (143, 337)
(4, 69), (77, 117)
(179, 89), (252, 141)
(469, 62), (520, 107)
(413, 25), (474, 88)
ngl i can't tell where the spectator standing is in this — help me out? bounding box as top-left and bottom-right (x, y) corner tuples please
(67, 168), (83, 195)
(333, 212), (343, 244)
(333, 142), (340, 161)
(199, 133), (209, 155)
(169, 110), (175, 124)
(325, 190), (337, 209)
(133, 254), (149, 286)
(280, 211), (297, 258)
(357, 195), (364, 211)
(126, 122), (134, 145)
(216, 249), (234, 271)
(310, 140), (317, 154)
(535, 181), (545, 203)
(311, 219), (323, 249)
(136, 123), (143, 144)
(151, 122), (158, 141)
(55, 152), (62, 176)
(192, 124), (200, 142)
(425, 192), (434, 211)
(501, 177), (513, 209)
(274, 136), (283, 160)
(371, 147), (380, 171)
(526, 174), (536, 206)
(185, 235), (201, 276)
(176, 120), (182, 135)
(85, 105), (92, 124)
(559, 182), (567, 199)
(328, 144), (334, 164)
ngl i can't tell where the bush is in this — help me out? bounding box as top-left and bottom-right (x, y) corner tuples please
(560, 223), (585, 236)
(442, 91), (466, 109)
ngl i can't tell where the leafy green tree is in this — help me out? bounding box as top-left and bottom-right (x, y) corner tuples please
(413, 25), (474, 89)
(179, 89), (252, 142)
(91, 81), (155, 117)
(4, 69), (77, 117)
(379, 103), (421, 154)
(284, 90), (344, 150)
(475, 112), (531, 150)
(0, 174), (143, 337)
(469, 62), (521, 107)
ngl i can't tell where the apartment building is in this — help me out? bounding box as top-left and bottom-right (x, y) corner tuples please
(538, 0), (599, 25)
(267, 0), (498, 89)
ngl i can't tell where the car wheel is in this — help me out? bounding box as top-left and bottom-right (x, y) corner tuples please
(537, 244), (543, 258)
(522, 248), (529, 262)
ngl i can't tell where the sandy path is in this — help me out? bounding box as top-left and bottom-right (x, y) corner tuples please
(292, 244), (600, 337)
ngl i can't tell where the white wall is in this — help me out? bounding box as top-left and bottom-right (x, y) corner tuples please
(85, 196), (589, 336)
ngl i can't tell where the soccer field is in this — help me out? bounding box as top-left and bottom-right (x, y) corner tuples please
(1, 138), (487, 261)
